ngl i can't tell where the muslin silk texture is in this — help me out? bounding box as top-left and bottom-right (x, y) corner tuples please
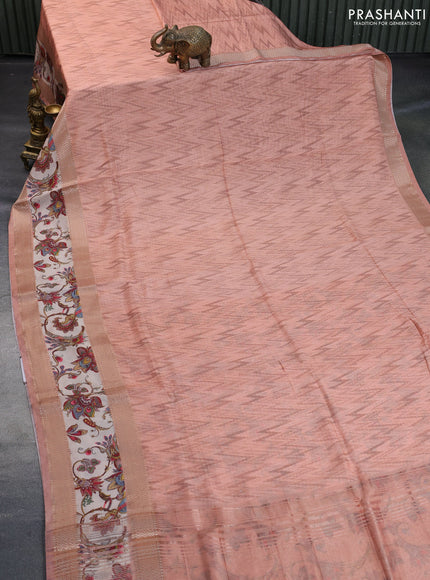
(9, 0), (430, 578)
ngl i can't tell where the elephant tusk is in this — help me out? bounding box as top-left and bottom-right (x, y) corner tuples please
(150, 24), (168, 52)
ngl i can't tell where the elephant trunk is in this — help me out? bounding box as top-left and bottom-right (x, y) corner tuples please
(151, 24), (168, 53)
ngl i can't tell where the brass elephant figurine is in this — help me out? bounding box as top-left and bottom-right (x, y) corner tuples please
(151, 24), (212, 71)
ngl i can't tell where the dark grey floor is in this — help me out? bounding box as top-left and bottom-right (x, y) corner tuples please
(0, 53), (429, 580)
(0, 55), (45, 580)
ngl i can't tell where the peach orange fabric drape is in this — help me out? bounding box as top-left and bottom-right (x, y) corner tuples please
(9, 0), (430, 578)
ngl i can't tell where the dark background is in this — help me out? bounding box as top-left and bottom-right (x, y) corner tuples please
(260, 0), (430, 51)
(1, 0), (429, 54)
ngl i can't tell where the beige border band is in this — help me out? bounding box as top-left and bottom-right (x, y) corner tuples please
(9, 191), (80, 578)
(372, 53), (430, 228)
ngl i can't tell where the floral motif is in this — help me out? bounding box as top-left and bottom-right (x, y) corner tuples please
(34, 260), (49, 272)
(27, 135), (131, 578)
(67, 423), (88, 443)
(37, 288), (61, 307)
(97, 435), (121, 468)
(76, 476), (104, 498)
(34, 147), (53, 172)
(90, 512), (120, 537)
(76, 457), (100, 474)
(106, 469), (125, 495)
(111, 563), (132, 580)
(72, 346), (99, 373)
(33, 40), (66, 105)
(52, 313), (79, 333)
(63, 384), (103, 420)
(35, 233), (67, 258)
(47, 190), (66, 218)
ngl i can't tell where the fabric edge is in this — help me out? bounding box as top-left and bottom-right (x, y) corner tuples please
(372, 53), (430, 228)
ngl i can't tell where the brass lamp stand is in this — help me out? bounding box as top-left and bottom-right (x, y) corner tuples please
(21, 77), (62, 170)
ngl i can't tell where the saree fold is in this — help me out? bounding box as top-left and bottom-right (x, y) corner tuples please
(9, 0), (430, 578)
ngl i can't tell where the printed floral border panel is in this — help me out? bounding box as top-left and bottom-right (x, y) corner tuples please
(28, 135), (132, 580)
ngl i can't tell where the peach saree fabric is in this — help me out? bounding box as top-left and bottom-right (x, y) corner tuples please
(9, 0), (430, 578)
